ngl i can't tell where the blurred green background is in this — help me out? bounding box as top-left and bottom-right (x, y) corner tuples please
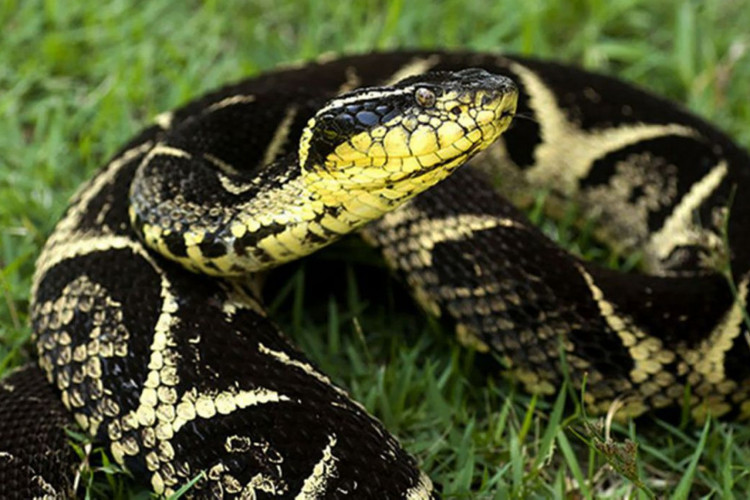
(2, 0), (750, 498)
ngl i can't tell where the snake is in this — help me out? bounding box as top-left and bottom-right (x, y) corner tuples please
(1, 50), (749, 499)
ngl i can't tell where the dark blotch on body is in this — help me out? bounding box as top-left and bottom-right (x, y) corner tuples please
(199, 238), (229, 259)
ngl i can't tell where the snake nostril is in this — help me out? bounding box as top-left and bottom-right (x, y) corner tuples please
(450, 106), (461, 116)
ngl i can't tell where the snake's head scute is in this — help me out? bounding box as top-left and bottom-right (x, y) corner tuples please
(299, 68), (518, 196)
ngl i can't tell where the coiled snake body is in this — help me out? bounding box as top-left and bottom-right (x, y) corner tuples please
(2, 51), (750, 499)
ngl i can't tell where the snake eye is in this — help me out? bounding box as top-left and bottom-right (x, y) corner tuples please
(414, 87), (436, 108)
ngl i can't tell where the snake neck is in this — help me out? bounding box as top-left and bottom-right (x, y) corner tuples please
(134, 155), (434, 276)
(216, 161), (473, 274)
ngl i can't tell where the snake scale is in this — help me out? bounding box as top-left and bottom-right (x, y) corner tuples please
(2, 50), (750, 499)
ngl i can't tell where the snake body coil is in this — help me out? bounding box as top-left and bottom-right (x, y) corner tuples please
(2, 51), (750, 499)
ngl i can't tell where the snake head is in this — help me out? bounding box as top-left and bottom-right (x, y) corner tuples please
(299, 68), (518, 197)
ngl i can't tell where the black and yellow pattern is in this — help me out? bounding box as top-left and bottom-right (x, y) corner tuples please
(1, 50), (749, 499)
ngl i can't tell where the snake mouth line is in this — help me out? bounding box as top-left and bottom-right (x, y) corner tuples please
(363, 108), (517, 166)
(359, 142), (487, 185)
(353, 141), (491, 169)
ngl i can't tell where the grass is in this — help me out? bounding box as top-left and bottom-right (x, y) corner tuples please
(2, 0), (750, 498)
